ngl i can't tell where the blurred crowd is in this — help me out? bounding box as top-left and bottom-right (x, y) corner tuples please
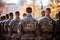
(0, 7), (60, 40)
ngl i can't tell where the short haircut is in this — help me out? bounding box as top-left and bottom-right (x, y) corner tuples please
(2, 16), (6, 19)
(46, 8), (51, 11)
(26, 7), (32, 13)
(6, 14), (9, 17)
(9, 12), (13, 17)
(41, 10), (45, 13)
(15, 11), (20, 15)
(23, 13), (27, 17)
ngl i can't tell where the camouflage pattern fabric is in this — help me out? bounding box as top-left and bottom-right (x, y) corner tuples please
(21, 15), (40, 40)
(38, 16), (55, 40)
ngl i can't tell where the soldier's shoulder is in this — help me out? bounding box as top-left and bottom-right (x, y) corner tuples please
(11, 18), (15, 22)
(32, 17), (38, 22)
(0, 21), (2, 24)
(21, 17), (27, 21)
(9, 18), (15, 25)
(6, 19), (10, 22)
(8, 18), (15, 24)
(38, 16), (46, 22)
(2, 20), (7, 23)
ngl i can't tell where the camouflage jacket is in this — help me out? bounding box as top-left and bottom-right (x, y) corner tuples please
(38, 16), (56, 33)
(4, 18), (13, 32)
(0, 20), (6, 32)
(21, 15), (40, 35)
(9, 17), (21, 34)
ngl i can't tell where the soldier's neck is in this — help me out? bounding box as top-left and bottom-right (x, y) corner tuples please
(45, 15), (50, 17)
(27, 13), (31, 15)
(16, 16), (20, 18)
(10, 17), (13, 19)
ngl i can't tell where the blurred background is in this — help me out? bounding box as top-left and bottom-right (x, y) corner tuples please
(0, 0), (60, 18)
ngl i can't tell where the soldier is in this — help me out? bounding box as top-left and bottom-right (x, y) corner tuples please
(38, 8), (56, 40)
(0, 16), (6, 40)
(55, 11), (60, 40)
(5, 12), (13, 33)
(4, 12), (13, 40)
(21, 7), (40, 40)
(1, 16), (6, 33)
(4, 14), (9, 32)
(2, 16), (6, 20)
(23, 13), (27, 17)
(54, 12), (59, 21)
(41, 10), (45, 17)
(5, 14), (9, 20)
(9, 11), (22, 40)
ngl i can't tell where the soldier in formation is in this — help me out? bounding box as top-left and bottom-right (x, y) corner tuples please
(38, 8), (56, 40)
(0, 15), (6, 40)
(5, 14), (9, 20)
(23, 13), (27, 17)
(4, 12), (13, 40)
(20, 7), (40, 40)
(41, 10), (45, 17)
(9, 11), (22, 40)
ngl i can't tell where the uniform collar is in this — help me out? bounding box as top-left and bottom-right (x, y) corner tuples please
(26, 15), (32, 17)
(16, 17), (20, 18)
(45, 15), (50, 17)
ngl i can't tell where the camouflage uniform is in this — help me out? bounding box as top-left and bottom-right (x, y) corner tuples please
(38, 16), (55, 40)
(4, 18), (13, 40)
(1, 20), (4, 33)
(21, 15), (40, 40)
(55, 18), (60, 40)
(4, 18), (13, 33)
(9, 17), (22, 40)
(0, 20), (7, 40)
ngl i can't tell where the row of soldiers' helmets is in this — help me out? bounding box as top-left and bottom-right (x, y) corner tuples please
(0, 7), (60, 40)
